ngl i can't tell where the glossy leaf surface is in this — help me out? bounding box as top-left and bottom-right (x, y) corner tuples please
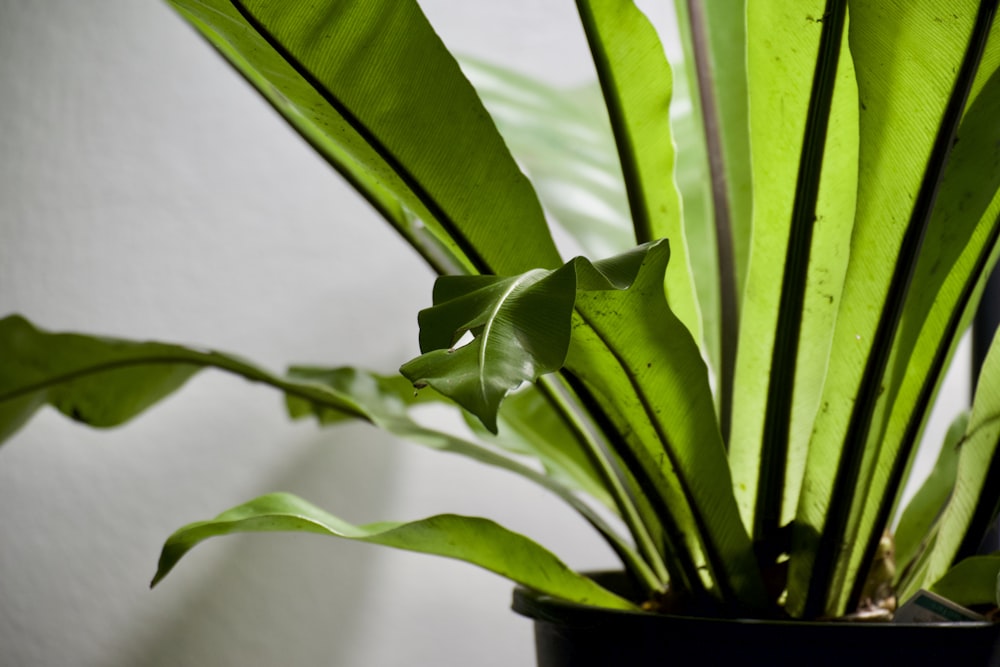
(152, 491), (638, 610)
(566, 242), (767, 610)
(168, 0), (561, 276)
(401, 244), (654, 433)
(575, 0), (702, 349)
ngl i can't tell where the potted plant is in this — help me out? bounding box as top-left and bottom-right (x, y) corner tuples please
(3, 0), (1000, 663)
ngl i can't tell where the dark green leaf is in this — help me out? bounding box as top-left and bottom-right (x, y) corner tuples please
(400, 244), (654, 433)
(566, 242), (767, 611)
(168, 0), (562, 276)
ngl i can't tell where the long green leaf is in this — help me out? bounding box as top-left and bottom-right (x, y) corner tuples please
(282, 366), (653, 586)
(151, 492), (638, 611)
(792, 0), (998, 618)
(574, 0), (703, 351)
(400, 244), (653, 434)
(842, 58), (1000, 609)
(168, 0), (562, 276)
(920, 328), (1000, 589)
(673, 0), (753, 299)
(893, 412), (967, 584)
(566, 242), (768, 612)
(465, 58), (725, 399)
(729, 0), (858, 540)
(754, 0), (849, 547)
(673, 0), (750, 439)
(0, 315), (365, 445)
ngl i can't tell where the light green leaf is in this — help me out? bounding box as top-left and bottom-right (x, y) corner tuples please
(168, 0), (561, 276)
(464, 56), (724, 387)
(575, 0), (703, 350)
(566, 242), (767, 611)
(893, 412), (968, 583)
(921, 327), (1000, 589)
(151, 491), (638, 611)
(460, 59), (633, 261)
(728, 0), (858, 542)
(400, 244), (654, 434)
(844, 41), (1000, 609)
(928, 555), (1000, 608)
(673, 0), (753, 298)
(0, 315), (364, 445)
(790, 0), (995, 618)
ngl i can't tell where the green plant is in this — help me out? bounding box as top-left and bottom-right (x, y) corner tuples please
(3, 0), (1000, 622)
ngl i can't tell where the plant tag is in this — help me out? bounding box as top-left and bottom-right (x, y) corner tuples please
(893, 590), (985, 624)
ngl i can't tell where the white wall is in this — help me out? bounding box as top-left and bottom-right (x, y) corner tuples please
(0, 2), (635, 666)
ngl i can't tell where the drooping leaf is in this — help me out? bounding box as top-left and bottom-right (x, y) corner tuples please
(282, 366), (635, 566)
(400, 243), (655, 434)
(0, 315), (365, 445)
(791, 0), (997, 618)
(566, 242), (768, 612)
(574, 0), (703, 351)
(893, 412), (968, 584)
(151, 491), (638, 611)
(167, 0), (562, 276)
(928, 555), (1000, 608)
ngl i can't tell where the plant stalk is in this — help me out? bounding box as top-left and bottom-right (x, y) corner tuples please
(683, 0), (740, 445)
(538, 375), (668, 591)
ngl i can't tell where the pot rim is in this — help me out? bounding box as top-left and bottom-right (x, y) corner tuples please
(512, 570), (998, 631)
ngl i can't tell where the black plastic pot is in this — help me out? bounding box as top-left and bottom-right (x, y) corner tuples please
(513, 572), (1000, 666)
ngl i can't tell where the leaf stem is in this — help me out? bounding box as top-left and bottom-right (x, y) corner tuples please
(683, 0), (739, 444)
(538, 374), (667, 591)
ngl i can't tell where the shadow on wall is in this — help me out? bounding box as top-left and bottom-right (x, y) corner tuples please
(113, 424), (401, 667)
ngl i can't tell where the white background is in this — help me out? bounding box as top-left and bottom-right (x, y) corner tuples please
(0, 2), (968, 666)
(0, 2), (647, 665)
